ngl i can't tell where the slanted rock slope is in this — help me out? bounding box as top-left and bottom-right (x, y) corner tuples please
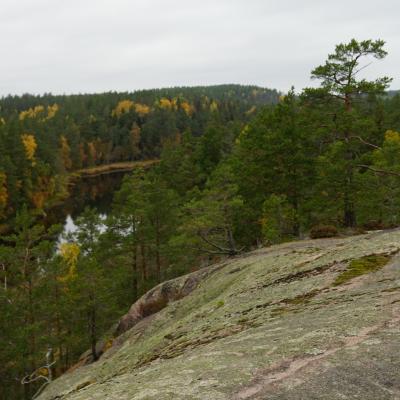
(39, 230), (400, 399)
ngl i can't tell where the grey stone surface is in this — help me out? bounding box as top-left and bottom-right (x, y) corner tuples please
(38, 230), (400, 399)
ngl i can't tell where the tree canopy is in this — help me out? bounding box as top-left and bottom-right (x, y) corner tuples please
(2, 41), (400, 399)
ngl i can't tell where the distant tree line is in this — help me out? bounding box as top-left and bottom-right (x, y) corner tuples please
(0, 84), (279, 222)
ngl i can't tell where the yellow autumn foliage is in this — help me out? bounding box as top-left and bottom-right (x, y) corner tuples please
(159, 97), (178, 110)
(87, 141), (97, 164)
(38, 368), (49, 377)
(235, 125), (249, 145)
(19, 105), (45, 120)
(60, 136), (72, 170)
(19, 104), (58, 120)
(210, 100), (218, 112)
(134, 103), (150, 116)
(46, 103), (59, 119)
(384, 130), (400, 144)
(21, 134), (37, 163)
(0, 171), (8, 216)
(29, 176), (55, 209)
(112, 100), (151, 117)
(112, 100), (134, 117)
(180, 101), (193, 116)
(30, 192), (47, 209)
(59, 242), (80, 282)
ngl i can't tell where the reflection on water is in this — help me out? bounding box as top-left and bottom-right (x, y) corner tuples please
(50, 171), (128, 242)
(57, 215), (78, 247)
(64, 215), (77, 235)
(57, 214), (107, 247)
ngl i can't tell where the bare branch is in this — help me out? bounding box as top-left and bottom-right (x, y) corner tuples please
(353, 61), (373, 76)
(21, 349), (56, 399)
(198, 233), (233, 254)
(185, 244), (234, 256)
(358, 164), (400, 177)
(349, 136), (381, 150)
(187, 233), (243, 256)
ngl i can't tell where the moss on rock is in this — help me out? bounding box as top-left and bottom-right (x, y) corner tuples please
(333, 254), (391, 286)
(37, 229), (400, 400)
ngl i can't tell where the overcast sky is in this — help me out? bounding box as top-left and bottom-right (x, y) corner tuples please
(1, 0), (399, 96)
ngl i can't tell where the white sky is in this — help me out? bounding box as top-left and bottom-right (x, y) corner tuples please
(1, 0), (398, 96)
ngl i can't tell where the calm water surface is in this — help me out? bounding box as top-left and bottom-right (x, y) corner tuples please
(48, 171), (128, 241)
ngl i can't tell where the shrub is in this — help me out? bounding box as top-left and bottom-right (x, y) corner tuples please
(309, 225), (338, 239)
(361, 220), (400, 231)
(362, 220), (385, 231)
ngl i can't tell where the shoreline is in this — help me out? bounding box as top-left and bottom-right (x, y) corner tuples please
(75, 159), (160, 178)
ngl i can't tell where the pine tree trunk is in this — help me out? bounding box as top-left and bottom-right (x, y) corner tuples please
(55, 283), (63, 376)
(344, 187), (356, 227)
(227, 228), (237, 255)
(131, 245), (138, 301)
(155, 229), (161, 283)
(343, 94), (356, 228)
(88, 293), (98, 361)
(28, 277), (36, 373)
(291, 192), (300, 236)
(140, 244), (148, 281)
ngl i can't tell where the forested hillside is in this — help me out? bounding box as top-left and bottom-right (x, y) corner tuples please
(0, 84), (279, 222)
(1, 40), (400, 400)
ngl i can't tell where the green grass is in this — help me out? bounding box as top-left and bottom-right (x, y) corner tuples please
(333, 255), (390, 286)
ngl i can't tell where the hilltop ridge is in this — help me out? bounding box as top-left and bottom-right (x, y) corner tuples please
(39, 230), (400, 399)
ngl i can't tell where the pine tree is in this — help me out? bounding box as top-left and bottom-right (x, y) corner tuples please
(303, 39), (392, 226)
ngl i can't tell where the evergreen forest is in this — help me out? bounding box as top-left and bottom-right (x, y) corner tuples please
(1, 39), (400, 399)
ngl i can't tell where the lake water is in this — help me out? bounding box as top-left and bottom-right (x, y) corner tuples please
(50, 171), (128, 242)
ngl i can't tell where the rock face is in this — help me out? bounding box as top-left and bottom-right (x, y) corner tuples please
(115, 264), (222, 337)
(38, 230), (400, 399)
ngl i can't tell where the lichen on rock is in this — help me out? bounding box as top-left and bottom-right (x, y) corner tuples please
(38, 229), (400, 400)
